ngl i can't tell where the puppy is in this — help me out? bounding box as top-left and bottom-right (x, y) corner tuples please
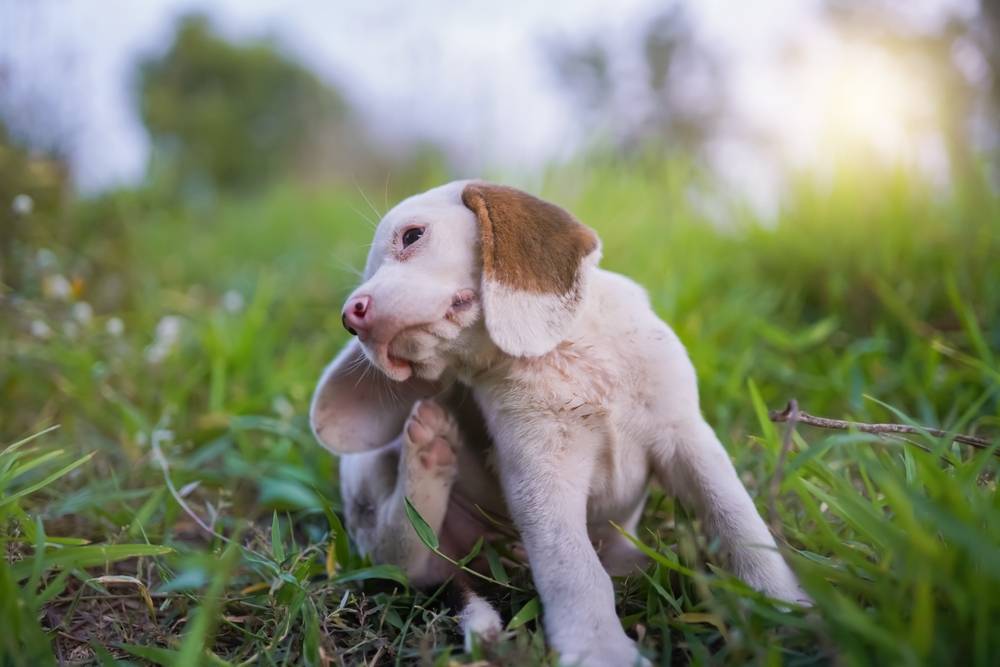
(310, 181), (807, 666)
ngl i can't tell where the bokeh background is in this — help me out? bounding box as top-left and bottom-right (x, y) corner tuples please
(3, 0), (999, 206)
(1, 1), (999, 665)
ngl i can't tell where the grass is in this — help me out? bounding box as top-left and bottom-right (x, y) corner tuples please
(1, 157), (998, 666)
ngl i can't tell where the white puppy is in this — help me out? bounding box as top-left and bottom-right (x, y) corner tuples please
(310, 181), (807, 666)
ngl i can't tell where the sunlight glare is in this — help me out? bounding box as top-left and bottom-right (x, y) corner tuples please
(783, 40), (936, 166)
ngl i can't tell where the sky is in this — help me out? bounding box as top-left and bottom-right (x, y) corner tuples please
(0, 0), (979, 209)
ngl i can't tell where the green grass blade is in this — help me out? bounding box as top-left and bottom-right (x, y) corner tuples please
(270, 510), (285, 562)
(403, 496), (439, 550)
(1, 449), (66, 486)
(1, 425), (61, 456)
(0, 451), (96, 509)
(507, 597), (540, 630)
(12, 544), (174, 580)
(177, 539), (242, 665)
(332, 564), (409, 587)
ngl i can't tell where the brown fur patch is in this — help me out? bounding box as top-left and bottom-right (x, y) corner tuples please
(462, 183), (599, 294)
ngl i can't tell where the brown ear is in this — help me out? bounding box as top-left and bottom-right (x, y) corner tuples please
(461, 183), (601, 357)
(310, 339), (440, 454)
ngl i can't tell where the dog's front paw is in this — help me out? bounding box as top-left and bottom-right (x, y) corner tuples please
(404, 399), (462, 478)
(558, 633), (649, 667)
(741, 554), (812, 607)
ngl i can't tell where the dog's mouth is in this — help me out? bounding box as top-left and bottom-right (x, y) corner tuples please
(368, 329), (436, 382)
(372, 343), (414, 382)
(362, 290), (479, 382)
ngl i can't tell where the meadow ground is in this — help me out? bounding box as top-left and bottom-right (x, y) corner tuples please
(2, 159), (999, 666)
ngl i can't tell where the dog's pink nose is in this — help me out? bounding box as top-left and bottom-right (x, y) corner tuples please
(342, 295), (371, 336)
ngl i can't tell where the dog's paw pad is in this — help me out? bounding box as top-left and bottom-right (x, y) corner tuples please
(404, 400), (460, 474)
(417, 437), (455, 469)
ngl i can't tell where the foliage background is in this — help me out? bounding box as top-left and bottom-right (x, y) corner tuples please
(1, 3), (999, 666)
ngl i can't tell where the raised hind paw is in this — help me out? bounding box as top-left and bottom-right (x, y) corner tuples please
(404, 399), (462, 479)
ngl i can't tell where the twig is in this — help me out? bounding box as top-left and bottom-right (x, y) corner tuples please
(769, 401), (994, 451)
(150, 431), (267, 560)
(767, 400), (799, 536)
(150, 431), (233, 545)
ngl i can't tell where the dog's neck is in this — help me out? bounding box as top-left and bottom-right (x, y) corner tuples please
(444, 318), (509, 385)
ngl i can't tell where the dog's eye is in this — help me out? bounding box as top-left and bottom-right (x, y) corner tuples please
(401, 227), (425, 248)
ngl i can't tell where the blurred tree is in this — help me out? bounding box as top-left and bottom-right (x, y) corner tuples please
(137, 15), (353, 194)
(548, 7), (723, 157)
(639, 9), (724, 151)
(975, 0), (1000, 113)
(823, 0), (1000, 178)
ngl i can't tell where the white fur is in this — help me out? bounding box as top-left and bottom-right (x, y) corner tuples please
(481, 283), (574, 357)
(459, 590), (503, 652)
(480, 246), (600, 358)
(310, 181), (808, 667)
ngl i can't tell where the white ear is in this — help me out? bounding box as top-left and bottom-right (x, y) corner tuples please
(309, 339), (440, 454)
(479, 257), (600, 356)
(461, 183), (601, 357)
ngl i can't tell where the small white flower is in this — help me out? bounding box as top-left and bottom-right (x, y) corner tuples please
(12, 193), (34, 215)
(146, 315), (183, 363)
(30, 319), (52, 339)
(43, 274), (72, 300)
(105, 316), (124, 336)
(155, 315), (182, 345)
(36, 248), (57, 269)
(222, 289), (244, 313)
(72, 301), (93, 325)
(145, 342), (169, 364)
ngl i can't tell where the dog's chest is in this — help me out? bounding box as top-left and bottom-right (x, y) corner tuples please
(505, 340), (616, 417)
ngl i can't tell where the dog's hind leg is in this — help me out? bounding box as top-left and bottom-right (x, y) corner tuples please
(650, 416), (810, 604)
(340, 399), (463, 586)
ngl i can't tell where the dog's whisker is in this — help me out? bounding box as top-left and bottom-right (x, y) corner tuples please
(383, 171), (392, 217)
(378, 372), (401, 406)
(345, 356), (369, 375)
(354, 179), (384, 221)
(376, 372), (399, 414)
(346, 200), (378, 230)
(352, 358), (374, 390)
(331, 255), (365, 280)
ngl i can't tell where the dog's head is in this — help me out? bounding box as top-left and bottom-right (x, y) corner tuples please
(310, 180), (600, 453)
